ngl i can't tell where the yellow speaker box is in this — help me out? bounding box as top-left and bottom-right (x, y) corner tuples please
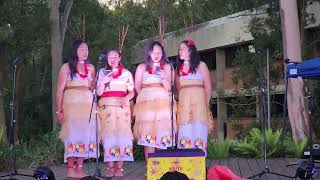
(147, 150), (206, 180)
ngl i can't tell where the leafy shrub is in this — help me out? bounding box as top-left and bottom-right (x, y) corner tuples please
(0, 128), (64, 171)
(284, 138), (308, 158)
(133, 141), (144, 160)
(0, 125), (5, 144)
(0, 143), (12, 170)
(207, 137), (232, 159)
(233, 128), (282, 157)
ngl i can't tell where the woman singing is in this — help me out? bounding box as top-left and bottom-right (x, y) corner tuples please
(97, 49), (134, 177)
(134, 40), (176, 162)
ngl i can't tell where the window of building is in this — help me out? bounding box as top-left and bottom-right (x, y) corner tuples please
(270, 94), (284, 118)
(225, 47), (237, 68)
(199, 49), (216, 70)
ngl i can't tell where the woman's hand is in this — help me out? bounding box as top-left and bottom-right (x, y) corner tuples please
(101, 74), (112, 85)
(119, 96), (129, 108)
(159, 70), (167, 80)
(159, 64), (172, 92)
(57, 111), (64, 124)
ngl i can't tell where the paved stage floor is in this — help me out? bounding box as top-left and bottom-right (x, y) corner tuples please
(0, 158), (301, 180)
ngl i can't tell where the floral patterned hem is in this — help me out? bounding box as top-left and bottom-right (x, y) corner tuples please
(64, 143), (98, 162)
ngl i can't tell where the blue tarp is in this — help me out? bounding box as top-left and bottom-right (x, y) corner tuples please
(286, 57), (320, 79)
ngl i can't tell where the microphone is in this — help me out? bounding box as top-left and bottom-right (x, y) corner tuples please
(155, 65), (161, 75)
(98, 53), (106, 61)
(103, 68), (117, 77)
(13, 56), (21, 65)
(103, 69), (113, 77)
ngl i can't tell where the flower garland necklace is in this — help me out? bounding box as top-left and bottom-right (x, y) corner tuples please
(147, 62), (165, 74)
(76, 62), (89, 79)
(179, 62), (191, 76)
(112, 64), (123, 78)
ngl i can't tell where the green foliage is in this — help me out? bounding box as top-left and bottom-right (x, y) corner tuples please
(233, 139), (260, 157)
(231, 119), (260, 140)
(233, 128), (282, 157)
(284, 137), (308, 158)
(133, 141), (145, 160)
(0, 143), (11, 170)
(0, 125), (5, 144)
(0, 128), (64, 171)
(207, 137), (232, 159)
(231, 1), (284, 93)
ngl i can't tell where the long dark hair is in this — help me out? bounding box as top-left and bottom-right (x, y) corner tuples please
(104, 48), (122, 70)
(66, 39), (89, 79)
(144, 40), (168, 70)
(176, 40), (200, 75)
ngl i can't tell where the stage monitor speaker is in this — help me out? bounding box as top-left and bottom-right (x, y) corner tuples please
(147, 149), (206, 180)
(303, 144), (320, 160)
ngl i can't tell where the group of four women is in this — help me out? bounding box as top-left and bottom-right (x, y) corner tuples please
(55, 39), (212, 178)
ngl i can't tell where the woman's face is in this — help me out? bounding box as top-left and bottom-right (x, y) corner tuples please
(150, 45), (163, 63)
(107, 51), (120, 69)
(179, 43), (190, 61)
(77, 43), (89, 61)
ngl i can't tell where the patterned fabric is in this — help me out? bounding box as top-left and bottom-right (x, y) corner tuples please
(97, 68), (134, 92)
(177, 72), (210, 153)
(60, 69), (97, 162)
(97, 67), (134, 162)
(133, 71), (176, 149)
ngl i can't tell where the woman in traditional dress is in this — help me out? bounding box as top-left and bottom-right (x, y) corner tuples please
(134, 40), (176, 162)
(56, 39), (97, 178)
(97, 49), (134, 177)
(176, 39), (212, 153)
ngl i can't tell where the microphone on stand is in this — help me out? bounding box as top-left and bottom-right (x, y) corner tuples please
(98, 53), (106, 65)
(13, 56), (21, 65)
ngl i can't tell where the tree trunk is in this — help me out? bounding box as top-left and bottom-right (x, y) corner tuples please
(280, 0), (309, 139)
(0, 43), (8, 144)
(14, 64), (24, 140)
(298, 0), (306, 57)
(49, 0), (73, 129)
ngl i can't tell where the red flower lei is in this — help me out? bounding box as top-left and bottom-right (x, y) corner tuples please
(112, 64), (123, 78)
(77, 63), (89, 79)
(147, 62), (165, 74)
(179, 63), (191, 76)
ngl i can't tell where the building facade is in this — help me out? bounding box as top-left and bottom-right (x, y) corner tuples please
(131, 3), (320, 139)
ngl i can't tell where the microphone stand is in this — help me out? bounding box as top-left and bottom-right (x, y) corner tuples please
(0, 58), (34, 180)
(155, 61), (176, 152)
(169, 63), (176, 149)
(248, 49), (293, 179)
(85, 55), (110, 180)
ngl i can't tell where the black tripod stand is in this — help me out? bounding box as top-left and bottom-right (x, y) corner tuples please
(0, 57), (34, 180)
(303, 79), (317, 162)
(248, 49), (292, 179)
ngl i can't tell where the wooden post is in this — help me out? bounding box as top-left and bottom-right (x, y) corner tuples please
(216, 48), (227, 138)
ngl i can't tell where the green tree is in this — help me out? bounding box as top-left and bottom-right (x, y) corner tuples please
(49, 0), (74, 129)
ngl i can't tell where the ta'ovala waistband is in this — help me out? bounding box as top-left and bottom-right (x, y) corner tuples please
(64, 86), (90, 91)
(142, 83), (163, 88)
